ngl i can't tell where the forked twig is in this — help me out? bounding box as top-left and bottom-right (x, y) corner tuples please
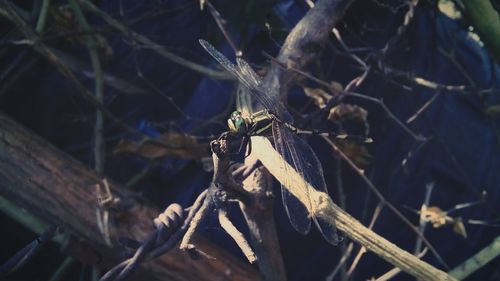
(218, 209), (257, 264)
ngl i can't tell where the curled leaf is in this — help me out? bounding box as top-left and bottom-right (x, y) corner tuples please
(452, 217), (468, 239)
(328, 103), (370, 137)
(303, 87), (332, 108)
(422, 206), (448, 227)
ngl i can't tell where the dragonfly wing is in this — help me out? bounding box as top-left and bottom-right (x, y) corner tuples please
(199, 40), (283, 116)
(272, 122), (311, 234)
(236, 57), (289, 120)
(235, 57), (261, 89)
(283, 128), (341, 245)
(199, 39), (254, 89)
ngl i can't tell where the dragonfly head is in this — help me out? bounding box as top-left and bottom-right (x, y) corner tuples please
(228, 111), (247, 134)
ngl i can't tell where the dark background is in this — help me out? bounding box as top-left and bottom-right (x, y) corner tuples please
(1, 0), (499, 280)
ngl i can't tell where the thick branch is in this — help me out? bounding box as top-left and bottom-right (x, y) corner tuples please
(0, 112), (258, 281)
(240, 166), (286, 281)
(267, 0), (355, 99)
(278, 0), (354, 67)
(251, 136), (456, 281)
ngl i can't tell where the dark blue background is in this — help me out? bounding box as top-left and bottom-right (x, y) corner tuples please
(1, 0), (499, 280)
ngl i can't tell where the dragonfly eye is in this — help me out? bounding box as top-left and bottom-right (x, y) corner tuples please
(228, 111), (246, 133)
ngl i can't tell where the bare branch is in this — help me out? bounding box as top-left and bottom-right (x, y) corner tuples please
(251, 136), (456, 281)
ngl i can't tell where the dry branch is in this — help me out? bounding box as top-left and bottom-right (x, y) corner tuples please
(251, 136), (456, 281)
(0, 112), (258, 281)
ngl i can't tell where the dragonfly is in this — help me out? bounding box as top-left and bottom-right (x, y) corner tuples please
(199, 39), (372, 245)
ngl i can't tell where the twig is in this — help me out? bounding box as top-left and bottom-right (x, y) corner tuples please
(414, 182), (435, 255)
(332, 28), (367, 69)
(218, 209), (257, 264)
(380, 0), (419, 58)
(79, 0), (227, 79)
(345, 203), (383, 278)
(0, 226), (59, 278)
(263, 53), (426, 142)
(342, 91), (426, 141)
(445, 191), (486, 214)
(379, 64), (497, 94)
(437, 47), (476, 87)
(345, 68), (370, 91)
(0, 2), (197, 157)
(325, 243), (353, 281)
(178, 193), (211, 252)
(406, 91), (441, 124)
(205, 1), (241, 56)
(0, 1), (143, 137)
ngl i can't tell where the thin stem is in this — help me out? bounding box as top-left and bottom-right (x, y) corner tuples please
(79, 0), (228, 79)
(406, 91), (441, 124)
(68, 0), (105, 174)
(414, 182), (434, 255)
(321, 136), (448, 269)
(35, 0), (50, 33)
(346, 203), (383, 278)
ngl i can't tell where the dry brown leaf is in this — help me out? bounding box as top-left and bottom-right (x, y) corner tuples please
(337, 142), (371, 168)
(421, 206), (469, 238)
(330, 81), (343, 94)
(422, 206), (448, 227)
(328, 103), (368, 123)
(302, 82), (343, 108)
(303, 87), (332, 108)
(113, 133), (205, 160)
(452, 217), (468, 239)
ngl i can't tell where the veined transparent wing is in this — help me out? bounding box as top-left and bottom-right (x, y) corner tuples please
(272, 121), (312, 234)
(199, 39), (285, 117)
(285, 129), (341, 245)
(274, 121), (340, 244)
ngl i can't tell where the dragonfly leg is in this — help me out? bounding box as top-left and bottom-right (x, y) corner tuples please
(244, 136), (252, 157)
